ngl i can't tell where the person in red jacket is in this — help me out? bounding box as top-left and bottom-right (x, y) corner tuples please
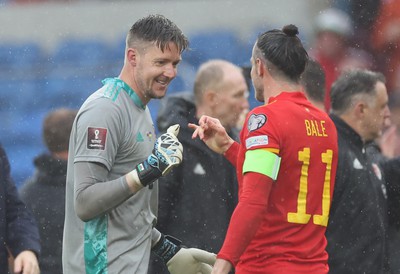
(371, 0), (400, 94)
(191, 24), (338, 274)
(309, 8), (373, 112)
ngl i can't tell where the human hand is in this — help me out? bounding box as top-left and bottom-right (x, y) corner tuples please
(189, 115), (234, 154)
(167, 248), (216, 274)
(379, 125), (398, 158)
(211, 258), (233, 274)
(133, 124), (183, 187)
(152, 124), (183, 175)
(13, 250), (40, 274)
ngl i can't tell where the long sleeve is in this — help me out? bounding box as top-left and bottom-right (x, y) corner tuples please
(73, 161), (132, 221)
(0, 144), (40, 261)
(217, 172), (272, 266)
(224, 141), (240, 168)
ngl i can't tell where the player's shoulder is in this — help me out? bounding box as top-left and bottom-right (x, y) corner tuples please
(246, 102), (282, 125)
(243, 106), (275, 139)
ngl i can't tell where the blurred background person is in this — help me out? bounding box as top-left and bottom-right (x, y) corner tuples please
(371, 0), (400, 95)
(330, 0), (381, 53)
(300, 59), (326, 111)
(374, 93), (400, 161)
(149, 59), (249, 274)
(309, 7), (373, 112)
(386, 93), (400, 157)
(326, 69), (392, 274)
(368, 92), (400, 273)
(19, 108), (77, 274)
(0, 143), (40, 274)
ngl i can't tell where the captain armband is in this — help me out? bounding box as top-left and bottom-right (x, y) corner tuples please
(243, 149), (281, 180)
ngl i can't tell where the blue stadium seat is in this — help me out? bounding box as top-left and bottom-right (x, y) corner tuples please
(0, 78), (44, 111)
(167, 75), (186, 94)
(182, 30), (246, 68)
(42, 76), (102, 109)
(147, 99), (161, 134)
(1, 107), (46, 188)
(50, 38), (114, 70)
(174, 60), (196, 92)
(6, 143), (45, 188)
(0, 42), (45, 75)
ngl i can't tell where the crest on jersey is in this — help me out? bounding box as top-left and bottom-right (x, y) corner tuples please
(87, 127), (107, 150)
(247, 114), (267, 132)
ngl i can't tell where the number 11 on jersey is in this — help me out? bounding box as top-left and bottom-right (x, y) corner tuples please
(287, 148), (334, 227)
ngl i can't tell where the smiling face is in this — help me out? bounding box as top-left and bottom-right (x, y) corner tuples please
(131, 41), (181, 104)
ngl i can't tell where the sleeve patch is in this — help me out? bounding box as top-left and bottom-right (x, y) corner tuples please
(245, 135), (269, 149)
(247, 114), (267, 132)
(87, 127), (107, 150)
(243, 149), (281, 180)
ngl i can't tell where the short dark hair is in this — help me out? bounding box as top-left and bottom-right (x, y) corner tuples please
(43, 108), (78, 153)
(330, 69), (386, 114)
(300, 59), (326, 103)
(127, 14), (189, 53)
(255, 24), (308, 82)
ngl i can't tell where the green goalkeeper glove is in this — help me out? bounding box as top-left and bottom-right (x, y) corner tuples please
(135, 124), (183, 186)
(152, 234), (216, 274)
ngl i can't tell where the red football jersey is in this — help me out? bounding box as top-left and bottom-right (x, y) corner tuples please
(221, 92), (338, 274)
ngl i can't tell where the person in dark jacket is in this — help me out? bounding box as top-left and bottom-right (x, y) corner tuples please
(326, 69), (392, 274)
(0, 143), (40, 274)
(148, 59), (249, 274)
(19, 108), (77, 274)
(367, 142), (400, 274)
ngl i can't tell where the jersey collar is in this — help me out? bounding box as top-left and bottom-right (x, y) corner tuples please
(267, 91), (307, 105)
(102, 77), (146, 110)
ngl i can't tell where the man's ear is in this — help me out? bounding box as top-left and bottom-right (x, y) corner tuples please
(354, 101), (367, 119)
(256, 58), (265, 77)
(127, 48), (138, 66)
(203, 89), (218, 106)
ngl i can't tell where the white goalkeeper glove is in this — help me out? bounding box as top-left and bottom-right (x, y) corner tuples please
(134, 124), (183, 186)
(152, 234), (216, 274)
(167, 248), (216, 274)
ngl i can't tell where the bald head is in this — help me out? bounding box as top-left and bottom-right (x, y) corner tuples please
(193, 59), (249, 130)
(194, 59), (244, 105)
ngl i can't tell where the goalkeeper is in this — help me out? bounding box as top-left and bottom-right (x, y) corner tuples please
(62, 15), (215, 274)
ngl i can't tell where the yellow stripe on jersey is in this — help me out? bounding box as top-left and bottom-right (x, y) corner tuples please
(243, 148), (281, 180)
(265, 148), (280, 154)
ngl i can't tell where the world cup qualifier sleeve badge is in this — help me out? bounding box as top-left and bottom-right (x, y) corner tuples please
(87, 127), (107, 150)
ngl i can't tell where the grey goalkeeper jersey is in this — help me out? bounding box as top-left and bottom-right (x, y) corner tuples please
(62, 78), (158, 274)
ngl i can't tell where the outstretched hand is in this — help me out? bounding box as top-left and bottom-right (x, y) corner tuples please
(379, 125), (399, 158)
(189, 115), (234, 154)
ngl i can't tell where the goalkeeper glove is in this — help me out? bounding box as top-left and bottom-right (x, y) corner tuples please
(152, 234), (216, 274)
(134, 124), (183, 187)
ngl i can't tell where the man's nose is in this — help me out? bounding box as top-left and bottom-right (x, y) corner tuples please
(164, 64), (177, 78)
